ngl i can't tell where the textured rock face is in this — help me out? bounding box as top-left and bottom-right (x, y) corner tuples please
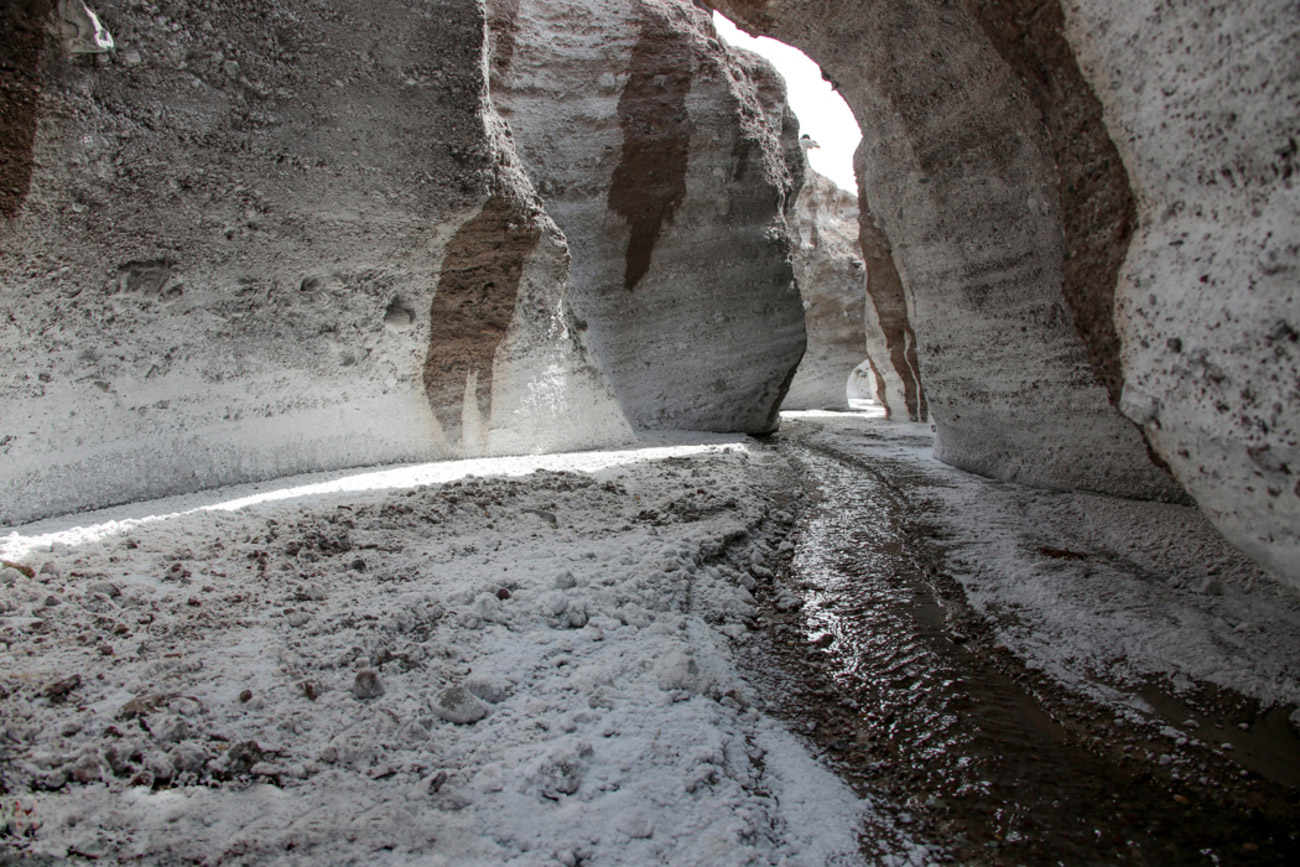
(490, 0), (806, 433)
(0, 0), (629, 525)
(783, 169), (867, 410)
(712, 0), (1184, 502)
(713, 0), (1299, 586)
(856, 170), (926, 422)
(1062, 1), (1300, 588)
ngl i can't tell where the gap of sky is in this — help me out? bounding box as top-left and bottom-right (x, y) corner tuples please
(712, 11), (861, 193)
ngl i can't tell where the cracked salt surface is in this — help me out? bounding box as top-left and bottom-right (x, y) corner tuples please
(1, 436), (925, 865)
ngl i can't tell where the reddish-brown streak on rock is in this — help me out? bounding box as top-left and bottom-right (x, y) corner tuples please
(488, 0), (523, 76)
(424, 195), (541, 444)
(960, 0), (1135, 411)
(0, 0), (50, 219)
(870, 362), (888, 407)
(860, 200), (928, 422)
(609, 13), (693, 291)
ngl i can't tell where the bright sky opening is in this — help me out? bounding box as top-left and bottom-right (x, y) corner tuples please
(712, 11), (861, 193)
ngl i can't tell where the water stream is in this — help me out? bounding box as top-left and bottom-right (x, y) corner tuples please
(762, 425), (1300, 865)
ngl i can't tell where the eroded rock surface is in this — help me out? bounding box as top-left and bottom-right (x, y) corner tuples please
(715, 0), (1300, 586)
(783, 170), (867, 411)
(0, 0), (628, 524)
(1063, 0), (1300, 588)
(491, 0), (806, 433)
(713, 0), (1184, 502)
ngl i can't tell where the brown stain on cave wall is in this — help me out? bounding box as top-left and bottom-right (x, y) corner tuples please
(0, 0), (50, 219)
(608, 11), (693, 291)
(860, 199), (928, 422)
(959, 0), (1135, 409)
(487, 0), (523, 80)
(424, 195), (541, 446)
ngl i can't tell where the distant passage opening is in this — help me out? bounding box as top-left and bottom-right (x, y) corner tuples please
(712, 11), (861, 193)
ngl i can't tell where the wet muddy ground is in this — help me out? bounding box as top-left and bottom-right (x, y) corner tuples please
(742, 418), (1300, 865)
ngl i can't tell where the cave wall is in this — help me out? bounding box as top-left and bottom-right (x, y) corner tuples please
(1063, 0), (1300, 587)
(712, 0), (1300, 588)
(714, 0), (1184, 502)
(783, 168), (868, 411)
(716, 0), (1184, 502)
(489, 0), (807, 433)
(0, 0), (630, 525)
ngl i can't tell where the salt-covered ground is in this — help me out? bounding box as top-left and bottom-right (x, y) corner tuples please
(785, 409), (1300, 724)
(0, 436), (913, 866)
(4, 411), (1299, 865)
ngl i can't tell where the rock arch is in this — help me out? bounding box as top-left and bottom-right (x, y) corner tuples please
(710, 0), (1300, 589)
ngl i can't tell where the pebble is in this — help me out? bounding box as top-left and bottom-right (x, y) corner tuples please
(352, 670), (384, 700)
(226, 741), (264, 775)
(432, 686), (488, 724)
(523, 508), (559, 528)
(774, 592), (803, 611)
(464, 674), (514, 704)
(44, 674), (81, 700)
(171, 743), (207, 773)
(149, 714), (190, 744)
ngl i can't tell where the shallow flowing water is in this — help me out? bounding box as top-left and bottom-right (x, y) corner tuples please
(769, 427), (1300, 865)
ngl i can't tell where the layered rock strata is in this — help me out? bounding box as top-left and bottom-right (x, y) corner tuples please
(711, 0), (1184, 503)
(713, 0), (1300, 587)
(783, 169), (868, 411)
(490, 0), (806, 433)
(0, 0), (629, 525)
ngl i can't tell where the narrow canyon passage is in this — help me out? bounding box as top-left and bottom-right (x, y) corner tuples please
(2, 1), (1297, 863)
(748, 413), (1300, 865)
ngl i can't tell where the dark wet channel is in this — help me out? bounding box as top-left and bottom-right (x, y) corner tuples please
(763, 430), (1300, 866)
